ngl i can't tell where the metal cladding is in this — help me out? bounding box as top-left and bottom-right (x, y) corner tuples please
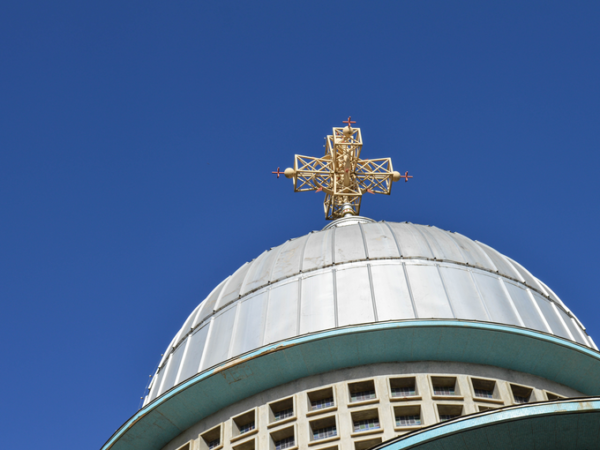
(144, 220), (595, 405)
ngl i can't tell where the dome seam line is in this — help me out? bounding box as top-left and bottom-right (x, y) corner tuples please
(181, 257), (571, 349)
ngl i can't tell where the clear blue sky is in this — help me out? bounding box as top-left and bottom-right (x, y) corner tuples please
(1, 2), (599, 449)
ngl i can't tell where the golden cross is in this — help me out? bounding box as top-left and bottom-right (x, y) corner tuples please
(277, 119), (411, 220)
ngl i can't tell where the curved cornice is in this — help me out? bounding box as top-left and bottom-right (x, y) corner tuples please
(373, 397), (600, 450)
(103, 320), (600, 450)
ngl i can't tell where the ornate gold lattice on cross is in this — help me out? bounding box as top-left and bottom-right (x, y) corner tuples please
(274, 117), (412, 220)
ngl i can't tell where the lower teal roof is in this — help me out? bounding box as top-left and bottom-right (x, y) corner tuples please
(102, 320), (600, 450)
(374, 397), (600, 450)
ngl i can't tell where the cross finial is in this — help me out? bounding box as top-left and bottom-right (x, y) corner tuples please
(271, 167), (284, 178)
(399, 171), (413, 182)
(342, 116), (356, 128)
(274, 118), (413, 219)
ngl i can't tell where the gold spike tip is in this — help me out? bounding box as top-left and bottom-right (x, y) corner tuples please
(284, 168), (295, 179)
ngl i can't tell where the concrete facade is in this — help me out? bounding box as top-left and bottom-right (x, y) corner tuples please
(165, 362), (585, 450)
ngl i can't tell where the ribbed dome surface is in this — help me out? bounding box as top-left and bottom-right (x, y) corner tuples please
(144, 221), (595, 404)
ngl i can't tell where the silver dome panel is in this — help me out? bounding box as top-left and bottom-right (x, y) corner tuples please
(144, 222), (595, 404)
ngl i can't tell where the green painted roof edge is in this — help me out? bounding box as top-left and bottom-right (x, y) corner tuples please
(374, 397), (600, 450)
(101, 319), (600, 450)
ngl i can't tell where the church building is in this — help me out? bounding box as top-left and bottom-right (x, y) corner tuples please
(102, 120), (600, 450)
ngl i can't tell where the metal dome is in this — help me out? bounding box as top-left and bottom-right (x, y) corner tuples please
(144, 219), (595, 405)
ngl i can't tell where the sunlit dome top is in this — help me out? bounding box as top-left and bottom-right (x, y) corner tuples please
(144, 218), (595, 405)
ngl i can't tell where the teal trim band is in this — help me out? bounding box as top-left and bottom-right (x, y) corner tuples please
(101, 320), (600, 450)
(375, 398), (600, 450)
